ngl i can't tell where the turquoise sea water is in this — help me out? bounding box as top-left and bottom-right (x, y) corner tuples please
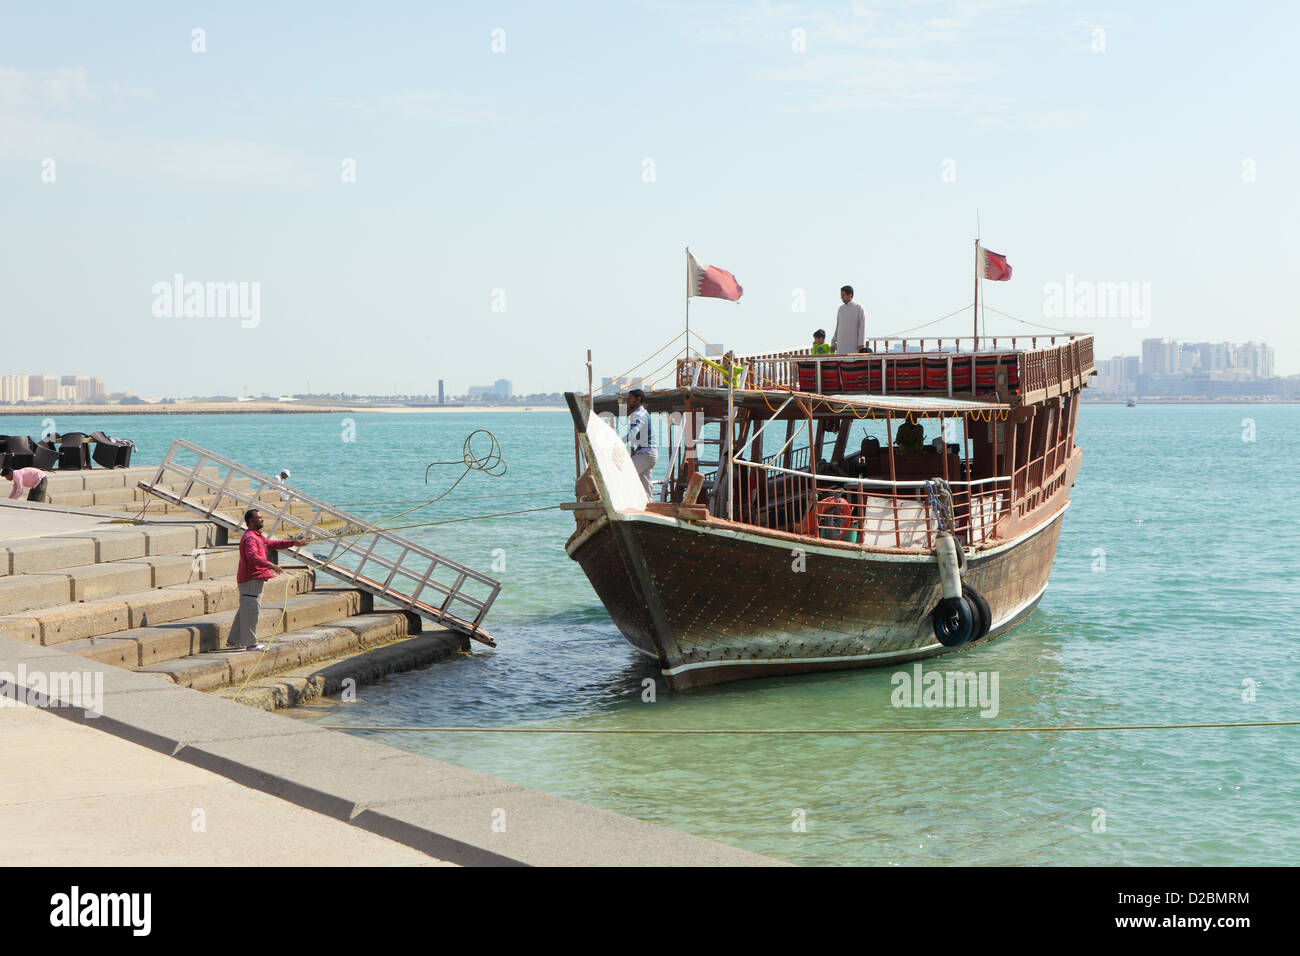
(7, 406), (1298, 865)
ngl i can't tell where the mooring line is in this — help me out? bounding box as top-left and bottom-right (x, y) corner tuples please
(315, 720), (1300, 735)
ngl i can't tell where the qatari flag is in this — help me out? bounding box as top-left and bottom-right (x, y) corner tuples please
(979, 244), (1012, 281)
(687, 249), (743, 301)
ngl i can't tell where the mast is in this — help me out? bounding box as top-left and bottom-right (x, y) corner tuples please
(973, 239), (980, 350)
(685, 246), (691, 360)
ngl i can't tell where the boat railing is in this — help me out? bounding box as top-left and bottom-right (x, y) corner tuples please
(675, 335), (1094, 401)
(728, 458), (1011, 550)
(758, 443), (810, 471)
(1008, 406), (1078, 519)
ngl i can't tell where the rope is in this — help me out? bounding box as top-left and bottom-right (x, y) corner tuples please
(605, 330), (688, 386)
(316, 720), (1300, 735)
(925, 478), (955, 534)
(879, 304), (975, 339)
(337, 504), (562, 535)
(307, 429), (511, 557)
(979, 305), (1086, 336)
(335, 489), (570, 506)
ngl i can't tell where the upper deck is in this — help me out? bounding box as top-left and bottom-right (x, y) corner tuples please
(677, 333), (1094, 406)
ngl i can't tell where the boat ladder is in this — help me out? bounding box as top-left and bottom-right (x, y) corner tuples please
(137, 439), (501, 646)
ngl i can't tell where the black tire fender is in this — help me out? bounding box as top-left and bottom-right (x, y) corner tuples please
(932, 595), (975, 647)
(962, 583), (991, 640)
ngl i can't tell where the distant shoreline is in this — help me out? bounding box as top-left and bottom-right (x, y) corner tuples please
(0, 403), (569, 416)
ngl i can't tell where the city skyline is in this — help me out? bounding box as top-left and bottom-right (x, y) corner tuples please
(2, 2), (1297, 395)
(1092, 335), (1290, 398)
(0, 373), (106, 404)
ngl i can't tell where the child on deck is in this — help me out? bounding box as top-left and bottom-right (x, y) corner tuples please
(811, 329), (833, 355)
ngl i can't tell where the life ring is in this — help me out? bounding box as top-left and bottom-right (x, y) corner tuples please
(804, 495), (853, 539)
(931, 595), (975, 647)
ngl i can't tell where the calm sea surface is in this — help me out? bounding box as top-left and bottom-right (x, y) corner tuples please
(8, 405), (1298, 865)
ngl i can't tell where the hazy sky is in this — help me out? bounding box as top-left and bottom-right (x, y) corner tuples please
(2, 1), (1297, 397)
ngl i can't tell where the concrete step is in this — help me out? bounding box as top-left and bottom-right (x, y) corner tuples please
(36, 570), (316, 650)
(114, 588), (376, 687)
(215, 628), (462, 711)
(61, 580), (349, 673)
(176, 610), (422, 695)
(46, 477), (256, 509)
(38, 465), (219, 493)
(0, 523), (223, 597)
(0, 553), (223, 620)
(101, 488), (316, 517)
(0, 522), (219, 575)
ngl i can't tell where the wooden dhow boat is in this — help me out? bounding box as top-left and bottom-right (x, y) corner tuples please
(564, 333), (1095, 690)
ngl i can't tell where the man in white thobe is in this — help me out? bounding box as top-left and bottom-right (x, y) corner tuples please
(830, 285), (867, 354)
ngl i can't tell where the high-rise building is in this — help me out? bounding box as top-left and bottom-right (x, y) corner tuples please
(1164, 340), (1179, 374)
(91, 377), (106, 398)
(438, 379), (445, 404)
(1235, 342), (1265, 378)
(1141, 338), (1167, 375)
(493, 378), (513, 400)
(1, 374), (30, 403)
(1120, 355), (1140, 385)
(75, 375), (92, 400)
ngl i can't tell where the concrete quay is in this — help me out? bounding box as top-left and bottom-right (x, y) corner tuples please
(1, 701), (451, 866)
(1, 635), (780, 866)
(1, 477), (782, 866)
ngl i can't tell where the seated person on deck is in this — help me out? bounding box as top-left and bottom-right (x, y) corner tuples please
(895, 420), (925, 454)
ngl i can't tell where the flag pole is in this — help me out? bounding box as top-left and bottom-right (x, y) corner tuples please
(973, 239), (980, 351)
(685, 246), (691, 360)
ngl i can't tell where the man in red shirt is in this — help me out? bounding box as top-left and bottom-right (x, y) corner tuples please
(227, 508), (313, 650)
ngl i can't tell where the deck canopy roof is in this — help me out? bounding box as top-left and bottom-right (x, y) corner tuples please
(590, 387), (1011, 419)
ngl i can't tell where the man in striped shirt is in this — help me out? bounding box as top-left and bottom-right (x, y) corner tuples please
(2, 466), (50, 502)
(625, 388), (657, 498)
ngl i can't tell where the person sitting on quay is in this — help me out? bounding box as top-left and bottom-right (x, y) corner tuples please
(2, 465), (50, 502)
(811, 329), (833, 355)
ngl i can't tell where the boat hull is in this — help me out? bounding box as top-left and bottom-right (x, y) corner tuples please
(567, 506), (1064, 690)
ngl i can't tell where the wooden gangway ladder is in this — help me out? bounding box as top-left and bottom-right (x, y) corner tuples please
(138, 439), (501, 646)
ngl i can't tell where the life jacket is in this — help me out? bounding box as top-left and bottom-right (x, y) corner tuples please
(803, 495), (854, 539)
(811, 342), (833, 355)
